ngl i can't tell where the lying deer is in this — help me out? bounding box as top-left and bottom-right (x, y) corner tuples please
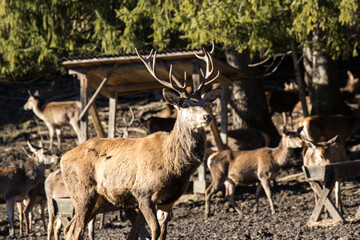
(302, 135), (347, 213)
(204, 126), (304, 218)
(60, 44), (221, 240)
(24, 90), (82, 149)
(0, 141), (59, 237)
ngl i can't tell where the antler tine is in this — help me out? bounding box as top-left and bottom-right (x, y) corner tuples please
(136, 48), (186, 95)
(194, 43), (220, 93)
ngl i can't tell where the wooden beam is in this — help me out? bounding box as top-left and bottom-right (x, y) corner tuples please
(108, 92), (118, 138)
(79, 64), (118, 120)
(79, 74), (88, 143)
(207, 105), (225, 151)
(107, 82), (162, 94)
(87, 73), (115, 99)
(89, 104), (106, 138)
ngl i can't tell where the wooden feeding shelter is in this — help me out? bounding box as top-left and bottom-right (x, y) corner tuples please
(60, 48), (247, 193)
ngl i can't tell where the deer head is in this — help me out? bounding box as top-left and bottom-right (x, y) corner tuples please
(282, 126), (304, 148)
(136, 43), (222, 130)
(27, 141), (59, 165)
(24, 90), (41, 110)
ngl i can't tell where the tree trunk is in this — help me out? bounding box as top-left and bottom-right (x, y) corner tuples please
(302, 45), (346, 115)
(225, 49), (280, 146)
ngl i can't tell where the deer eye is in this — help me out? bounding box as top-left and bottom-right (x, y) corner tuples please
(182, 102), (190, 108)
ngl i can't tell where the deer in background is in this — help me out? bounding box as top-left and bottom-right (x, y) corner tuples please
(45, 169), (97, 240)
(204, 126), (303, 218)
(0, 141), (59, 237)
(60, 44), (221, 240)
(24, 90), (82, 149)
(298, 106), (360, 146)
(206, 128), (270, 153)
(302, 136), (347, 213)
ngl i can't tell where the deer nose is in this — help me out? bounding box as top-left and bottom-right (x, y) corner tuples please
(203, 114), (212, 123)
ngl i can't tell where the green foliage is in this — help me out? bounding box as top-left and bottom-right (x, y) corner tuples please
(0, 0), (358, 79)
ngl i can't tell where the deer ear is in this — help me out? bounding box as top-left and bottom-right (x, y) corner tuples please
(162, 88), (180, 106)
(202, 86), (222, 103)
(27, 90), (32, 96)
(297, 126), (304, 134)
(282, 126), (288, 134)
(34, 90), (40, 97)
(327, 135), (338, 145)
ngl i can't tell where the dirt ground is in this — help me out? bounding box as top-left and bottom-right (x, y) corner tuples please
(0, 77), (359, 239)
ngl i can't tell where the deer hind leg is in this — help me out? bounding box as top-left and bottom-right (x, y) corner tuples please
(205, 177), (226, 218)
(55, 128), (62, 149)
(259, 178), (275, 214)
(54, 218), (62, 240)
(87, 216), (95, 240)
(23, 198), (35, 234)
(46, 124), (55, 149)
(126, 208), (150, 240)
(47, 198), (56, 240)
(157, 206), (172, 240)
(225, 179), (243, 217)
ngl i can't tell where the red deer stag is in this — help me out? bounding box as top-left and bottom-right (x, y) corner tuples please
(60, 44), (221, 240)
(24, 90), (82, 149)
(0, 141), (59, 237)
(204, 126), (303, 218)
(302, 136), (347, 213)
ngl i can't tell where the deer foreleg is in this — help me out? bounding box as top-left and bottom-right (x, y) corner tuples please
(225, 179), (243, 217)
(157, 207), (172, 240)
(260, 178), (275, 214)
(55, 128), (62, 149)
(16, 201), (23, 237)
(335, 180), (343, 213)
(137, 198), (160, 240)
(6, 199), (15, 237)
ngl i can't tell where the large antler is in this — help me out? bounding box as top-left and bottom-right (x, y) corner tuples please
(136, 49), (188, 95)
(193, 42), (220, 94)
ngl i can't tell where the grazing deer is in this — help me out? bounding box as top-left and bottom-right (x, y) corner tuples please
(302, 136), (347, 213)
(24, 90), (82, 149)
(204, 126), (303, 218)
(0, 141), (59, 237)
(298, 111), (360, 146)
(60, 44), (221, 240)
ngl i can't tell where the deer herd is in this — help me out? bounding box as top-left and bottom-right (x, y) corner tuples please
(0, 45), (358, 239)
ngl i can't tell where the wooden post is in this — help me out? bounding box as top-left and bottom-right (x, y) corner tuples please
(220, 86), (228, 145)
(108, 92), (118, 138)
(80, 74), (88, 143)
(192, 61), (206, 194)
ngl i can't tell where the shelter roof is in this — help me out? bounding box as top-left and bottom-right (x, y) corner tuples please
(59, 49), (247, 97)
